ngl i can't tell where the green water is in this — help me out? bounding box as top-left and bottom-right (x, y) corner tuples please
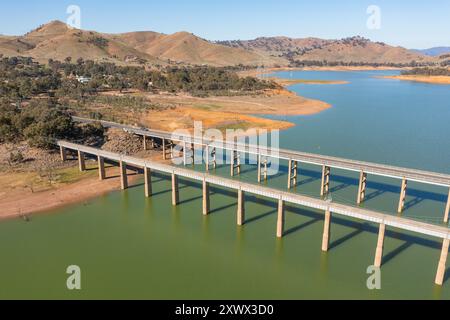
(1, 71), (450, 299)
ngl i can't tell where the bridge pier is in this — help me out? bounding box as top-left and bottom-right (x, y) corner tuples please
(205, 145), (210, 171)
(211, 147), (217, 170)
(183, 141), (187, 165)
(163, 139), (173, 160)
(288, 159), (298, 189)
(182, 142), (195, 165)
(237, 188), (245, 226)
(277, 198), (285, 238)
(321, 209), (332, 252)
(398, 178), (408, 213)
(257, 155), (262, 183)
(231, 150), (241, 177)
(120, 161), (128, 190)
(257, 157), (268, 182)
(60, 146), (67, 161)
(444, 189), (450, 223)
(191, 143), (195, 165)
(172, 172), (179, 206)
(357, 171), (368, 205)
(78, 151), (86, 172)
(435, 238), (449, 286)
(205, 145), (217, 171)
(321, 166), (331, 197)
(98, 156), (106, 180)
(202, 178), (210, 215)
(374, 223), (386, 268)
(162, 139), (167, 160)
(144, 167), (152, 197)
(143, 136), (148, 151)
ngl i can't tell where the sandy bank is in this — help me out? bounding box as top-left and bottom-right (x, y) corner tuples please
(137, 90), (331, 133)
(0, 140), (166, 221)
(272, 78), (349, 86)
(382, 75), (450, 85)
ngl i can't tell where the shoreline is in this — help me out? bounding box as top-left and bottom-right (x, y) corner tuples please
(130, 89), (331, 134)
(0, 165), (141, 221)
(381, 75), (450, 85)
(272, 78), (349, 86)
(239, 66), (403, 78)
(0, 70), (337, 220)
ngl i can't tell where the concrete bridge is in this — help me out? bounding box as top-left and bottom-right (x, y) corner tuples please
(73, 116), (450, 223)
(58, 140), (450, 286)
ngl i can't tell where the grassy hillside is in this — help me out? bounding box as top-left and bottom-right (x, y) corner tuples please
(218, 36), (435, 66)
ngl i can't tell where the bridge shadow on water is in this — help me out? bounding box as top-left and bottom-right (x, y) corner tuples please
(253, 164), (447, 212)
(118, 169), (448, 282)
(116, 158), (448, 212)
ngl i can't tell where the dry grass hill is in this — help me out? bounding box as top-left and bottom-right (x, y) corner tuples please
(217, 36), (435, 65)
(0, 21), (162, 65)
(0, 21), (438, 67)
(0, 21), (282, 66)
(109, 31), (283, 66)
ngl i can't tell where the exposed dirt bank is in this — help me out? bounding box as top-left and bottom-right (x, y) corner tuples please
(382, 75), (450, 85)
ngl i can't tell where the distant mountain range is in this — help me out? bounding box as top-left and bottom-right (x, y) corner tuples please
(412, 47), (450, 57)
(0, 21), (441, 67)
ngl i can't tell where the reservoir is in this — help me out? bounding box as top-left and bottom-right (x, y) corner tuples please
(1, 70), (450, 299)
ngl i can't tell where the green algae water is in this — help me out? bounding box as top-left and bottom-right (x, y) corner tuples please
(1, 70), (450, 299)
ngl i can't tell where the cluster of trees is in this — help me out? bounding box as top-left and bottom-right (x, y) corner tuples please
(0, 56), (278, 150)
(0, 57), (278, 103)
(86, 36), (109, 49)
(402, 67), (450, 76)
(0, 99), (104, 149)
(0, 57), (61, 101)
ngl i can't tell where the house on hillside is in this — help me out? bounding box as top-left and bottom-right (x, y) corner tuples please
(76, 75), (91, 84)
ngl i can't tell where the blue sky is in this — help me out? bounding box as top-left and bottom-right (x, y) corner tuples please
(0, 0), (449, 49)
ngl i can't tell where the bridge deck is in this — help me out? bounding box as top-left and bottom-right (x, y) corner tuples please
(58, 140), (450, 241)
(73, 117), (450, 187)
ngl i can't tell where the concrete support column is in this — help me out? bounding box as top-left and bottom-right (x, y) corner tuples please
(231, 150), (240, 177)
(212, 147), (217, 169)
(288, 160), (292, 189)
(183, 141), (187, 166)
(162, 139), (166, 160)
(263, 158), (268, 181)
(119, 161), (128, 190)
(143, 136), (147, 151)
(237, 188), (245, 226)
(288, 160), (298, 189)
(277, 198), (285, 238)
(398, 178), (408, 213)
(191, 143), (195, 165)
(205, 145), (210, 172)
(144, 167), (152, 198)
(60, 146), (67, 161)
(257, 154), (262, 183)
(321, 166), (331, 197)
(98, 156), (106, 181)
(78, 151), (86, 172)
(172, 172), (179, 206)
(374, 223), (386, 268)
(357, 171), (368, 205)
(293, 161), (298, 187)
(321, 209), (332, 252)
(435, 238), (450, 286)
(202, 178), (210, 216)
(444, 188), (450, 224)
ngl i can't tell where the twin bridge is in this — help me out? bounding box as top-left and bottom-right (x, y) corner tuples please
(64, 117), (450, 286)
